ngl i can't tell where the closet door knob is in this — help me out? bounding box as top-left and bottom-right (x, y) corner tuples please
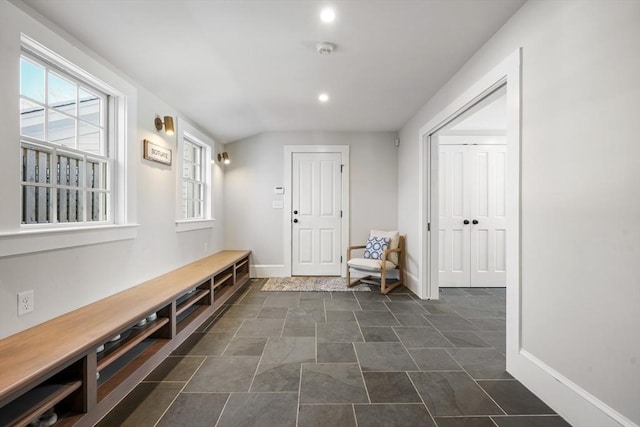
(472, 219), (479, 224)
(293, 219), (298, 223)
(293, 210), (298, 215)
(463, 219), (470, 225)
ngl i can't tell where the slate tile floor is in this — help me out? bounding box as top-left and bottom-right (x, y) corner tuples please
(97, 280), (571, 427)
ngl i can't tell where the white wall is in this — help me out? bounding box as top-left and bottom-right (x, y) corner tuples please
(398, 0), (640, 425)
(0, 1), (225, 339)
(224, 131), (398, 275)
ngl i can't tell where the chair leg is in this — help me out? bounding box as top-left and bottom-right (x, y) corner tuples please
(346, 267), (364, 288)
(380, 268), (402, 295)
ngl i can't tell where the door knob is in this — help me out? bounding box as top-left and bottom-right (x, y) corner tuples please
(463, 219), (470, 225)
(293, 219), (298, 223)
(293, 210), (298, 215)
(472, 219), (478, 224)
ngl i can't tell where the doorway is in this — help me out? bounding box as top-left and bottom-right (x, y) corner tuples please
(291, 152), (342, 275)
(283, 145), (350, 277)
(435, 87), (507, 287)
(418, 49), (521, 381)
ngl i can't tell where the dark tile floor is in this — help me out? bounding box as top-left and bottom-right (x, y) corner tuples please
(97, 280), (571, 427)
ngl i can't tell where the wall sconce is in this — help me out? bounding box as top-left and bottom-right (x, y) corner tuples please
(154, 116), (175, 135)
(217, 152), (230, 164)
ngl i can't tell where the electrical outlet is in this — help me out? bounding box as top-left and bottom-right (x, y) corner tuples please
(18, 290), (34, 316)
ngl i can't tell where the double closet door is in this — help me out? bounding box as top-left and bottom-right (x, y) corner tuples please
(439, 143), (507, 287)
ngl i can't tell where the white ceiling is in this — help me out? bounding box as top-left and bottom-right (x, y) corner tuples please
(22, 0), (525, 143)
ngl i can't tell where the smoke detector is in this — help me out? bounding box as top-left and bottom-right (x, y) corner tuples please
(317, 42), (336, 55)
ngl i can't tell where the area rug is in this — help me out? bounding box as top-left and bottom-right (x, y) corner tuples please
(261, 276), (371, 292)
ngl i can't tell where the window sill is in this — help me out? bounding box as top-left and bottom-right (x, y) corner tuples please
(0, 224), (139, 258)
(175, 219), (215, 233)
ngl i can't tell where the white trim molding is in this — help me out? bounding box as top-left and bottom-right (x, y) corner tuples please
(283, 145), (350, 278)
(250, 264), (288, 278)
(0, 224), (138, 257)
(403, 271), (420, 296)
(175, 219), (215, 233)
(514, 350), (638, 427)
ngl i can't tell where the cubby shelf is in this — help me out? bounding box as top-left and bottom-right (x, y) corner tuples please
(214, 272), (233, 289)
(97, 339), (167, 401)
(97, 317), (170, 371)
(0, 380), (82, 427)
(175, 289), (210, 317)
(0, 250), (251, 427)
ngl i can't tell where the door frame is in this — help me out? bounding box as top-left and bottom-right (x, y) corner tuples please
(418, 48), (521, 355)
(284, 145), (350, 277)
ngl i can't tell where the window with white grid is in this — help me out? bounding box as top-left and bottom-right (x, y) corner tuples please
(19, 51), (111, 225)
(182, 136), (205, 220)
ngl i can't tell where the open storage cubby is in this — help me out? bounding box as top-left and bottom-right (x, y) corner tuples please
(96, 311), (172, 402)
(235, 258), (250, 285)
(0, 250), (250, 427)
(213, 265), (234, 297)
(0, 357), (86, 427)
(176, 279), (213, 334)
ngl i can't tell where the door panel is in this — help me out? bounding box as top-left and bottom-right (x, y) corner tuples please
(292, 152), (341, 275)
(319, 228), (336, 263)
(298, 228), (313, 264)
(470, 145), (507, 286)
(438, 145), (471, 286)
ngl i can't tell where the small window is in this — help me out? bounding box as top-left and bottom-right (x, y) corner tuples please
(19, 52), (111, 225)
(176, 120), (213, 231)
(182, 136), (204, 219)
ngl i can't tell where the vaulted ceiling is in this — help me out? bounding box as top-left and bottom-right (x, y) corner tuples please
(23, 0), (525, 143)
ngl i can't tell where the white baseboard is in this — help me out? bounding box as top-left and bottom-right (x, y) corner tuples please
(404, 271), (421, 298)
(250, 264), (287, 278)
(509, 349), (637, 427)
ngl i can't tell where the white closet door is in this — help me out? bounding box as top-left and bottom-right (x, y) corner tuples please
(438, 144), (507, 287)
(292, 152), (342, 276)
(438, 145), (471, 286)
(470, 145), (507, 287)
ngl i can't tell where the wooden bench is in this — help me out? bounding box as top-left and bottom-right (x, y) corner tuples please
(0, 250), (251, 427)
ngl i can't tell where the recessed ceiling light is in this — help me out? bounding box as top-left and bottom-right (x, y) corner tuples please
(320, 8), (335, 23)
(318, 93), (329, 103)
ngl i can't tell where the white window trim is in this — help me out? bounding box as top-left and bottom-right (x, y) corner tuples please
(175, 118), (214, 233)
(0, 225), (138, 258)
(0, 20), (138, 257)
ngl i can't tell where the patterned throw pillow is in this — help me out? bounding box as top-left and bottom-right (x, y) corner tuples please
(363, 236), (391, 260)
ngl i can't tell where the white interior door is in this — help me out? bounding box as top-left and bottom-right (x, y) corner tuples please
(292, 152), (342, 276)
(470, 145), (507, 286)
(438, 144), (471, 286)
(438, 143), (506, 287)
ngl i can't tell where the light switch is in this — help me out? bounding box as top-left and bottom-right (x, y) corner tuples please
(272, 200), (284, 209)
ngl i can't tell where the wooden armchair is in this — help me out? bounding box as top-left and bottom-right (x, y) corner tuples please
(346, 231), (405, 294)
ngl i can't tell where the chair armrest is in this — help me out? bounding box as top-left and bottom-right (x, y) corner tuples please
(347, 245), (366, 258)
(382, 247), (402, 262)
(384, 247), (401, 254)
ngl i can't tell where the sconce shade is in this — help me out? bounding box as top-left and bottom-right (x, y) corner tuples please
(164, 116), (174, 135)
(155, 116), (175, 135)
(217, 152), (230, 164)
